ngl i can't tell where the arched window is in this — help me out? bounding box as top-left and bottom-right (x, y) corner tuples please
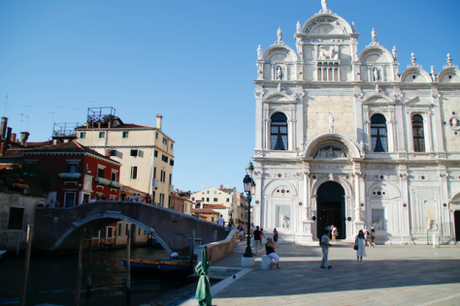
(412, 115), (425, 152)
(371, 114), (387, 152)
(270, 113), (288, 150)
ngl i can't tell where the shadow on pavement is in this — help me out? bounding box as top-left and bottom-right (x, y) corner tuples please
(214, 258), (460, 298)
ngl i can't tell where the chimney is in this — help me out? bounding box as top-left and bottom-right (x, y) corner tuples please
(10, 133), (16, 143)
(20, 132), (30, 147)
(220, 185), (223, 189)
(106, 149), (111, 157)
(0, 117), (7, 138)
(156, 114), (163, 131)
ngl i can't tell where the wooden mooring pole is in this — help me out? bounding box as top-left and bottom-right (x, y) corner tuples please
(74, 228), (86, 306)
(189, 229), (195, 275)
(86, 230), (92, 297)
(19, 224), (33, 306)
(126, 229), (131, 301)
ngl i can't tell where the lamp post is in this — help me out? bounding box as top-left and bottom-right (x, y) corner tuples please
(243, 161), (255, 258)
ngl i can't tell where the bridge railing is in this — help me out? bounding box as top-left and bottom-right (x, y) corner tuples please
(196, 228), (237, 264)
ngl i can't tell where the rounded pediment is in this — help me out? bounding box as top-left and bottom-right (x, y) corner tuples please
(304, 133), (361, 159)
(400, 67), (432, 83)
(263, 45), (298, 62)
(359, 46), (394, 64)
(302, 14), (352, 36)
(438, 67), (460, 83)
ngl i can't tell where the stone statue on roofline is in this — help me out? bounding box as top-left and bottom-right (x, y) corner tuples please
(392, 46), (398, 61)
(257, 45), (262, 60)
(277, 27), (283, 41)
(321, 0), (328, 11)
(296, 21), (301, 33)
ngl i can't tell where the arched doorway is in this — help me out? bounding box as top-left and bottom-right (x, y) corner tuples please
(317, 181), (346, 239)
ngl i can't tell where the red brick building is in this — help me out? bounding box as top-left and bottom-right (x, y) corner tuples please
(22, 141), (121, 207)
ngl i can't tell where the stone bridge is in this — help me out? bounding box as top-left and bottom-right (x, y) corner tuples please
(33, 201), (229, 254)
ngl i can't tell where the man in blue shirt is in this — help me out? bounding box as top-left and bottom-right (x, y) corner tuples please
(320, 229), (332, 269)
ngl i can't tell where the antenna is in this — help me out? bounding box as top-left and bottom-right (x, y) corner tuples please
(73, 108), (81, 123)
(3, 94), (10, 117)
(55, 105), (63, 122)
(87, 100), (94, 107)
(22, 105), (31, 131)
(18, 113), (25, 131)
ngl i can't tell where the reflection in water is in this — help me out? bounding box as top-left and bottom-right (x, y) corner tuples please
(0, 247), (193, 306)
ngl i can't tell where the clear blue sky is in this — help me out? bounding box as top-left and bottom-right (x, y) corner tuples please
(0, 1), (459, 193)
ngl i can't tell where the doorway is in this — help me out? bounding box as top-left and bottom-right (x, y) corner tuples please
(455, 211), (460, 241)
(317, 182), (345, 239)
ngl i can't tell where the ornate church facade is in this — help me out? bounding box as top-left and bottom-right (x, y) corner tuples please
(252, 2), (460, 245)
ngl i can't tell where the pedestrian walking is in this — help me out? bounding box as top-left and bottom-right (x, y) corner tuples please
(320, 229), (332, 269)
(355, 230), (367, 264)
(260, 228), (264, 244)
(273, 228), (279, 244)
(331, 225), (338, 242)
(265, 237), (280, 268)
(363, 226), (370, 246)
(370, 227), (376, 248)
(227, 218), (235, 229)
(217, 214), (225, 226)
(253, 226), (261, 255)
(237, 221), (244, 241)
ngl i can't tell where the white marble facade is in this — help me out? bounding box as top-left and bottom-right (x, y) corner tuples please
(252, 2), (460, 245)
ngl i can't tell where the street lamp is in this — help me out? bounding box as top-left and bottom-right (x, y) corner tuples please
(243, 161), (255, 258)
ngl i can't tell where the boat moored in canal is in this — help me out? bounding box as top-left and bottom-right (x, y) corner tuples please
(122, 257), (196, 275)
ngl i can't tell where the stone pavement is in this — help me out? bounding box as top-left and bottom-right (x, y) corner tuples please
(180, 241), (460, 306)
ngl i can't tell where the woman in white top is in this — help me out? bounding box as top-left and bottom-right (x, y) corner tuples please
(355, 229), (367, 265)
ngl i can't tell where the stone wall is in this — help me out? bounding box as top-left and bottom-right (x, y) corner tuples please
(0, 192), (45, 251)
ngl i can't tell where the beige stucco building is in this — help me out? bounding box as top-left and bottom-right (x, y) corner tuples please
(252, 2), (460, 245)
(76, 108), (174, 207)
(191, 186), (240, 222)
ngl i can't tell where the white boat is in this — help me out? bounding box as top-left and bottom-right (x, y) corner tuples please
(0, 250), (6, 258)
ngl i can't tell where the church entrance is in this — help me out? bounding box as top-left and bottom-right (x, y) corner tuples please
(455, 211), (460, 241)
(317, 182), (346, 239)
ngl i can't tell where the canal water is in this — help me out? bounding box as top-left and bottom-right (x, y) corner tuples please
(0, 246), (195, 306)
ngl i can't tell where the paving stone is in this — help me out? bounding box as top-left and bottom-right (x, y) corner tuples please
(179, 243), (460, 306)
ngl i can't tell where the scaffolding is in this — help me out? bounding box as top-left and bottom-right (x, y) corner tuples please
(52, 122), (81, 139)
(86, 107), (117, 128)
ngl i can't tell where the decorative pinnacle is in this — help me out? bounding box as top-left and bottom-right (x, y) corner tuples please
(410, 53), (417, 64)
(446, 53), (452, 65)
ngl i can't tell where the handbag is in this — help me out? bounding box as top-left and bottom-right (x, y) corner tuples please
(353, 245), (358, 250)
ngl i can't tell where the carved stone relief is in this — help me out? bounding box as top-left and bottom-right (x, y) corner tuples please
(314, 146), (346, 158)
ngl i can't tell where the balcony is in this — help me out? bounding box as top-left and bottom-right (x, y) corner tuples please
(59, 172), (81, 183)
(94, 177), (110, 185)
(110, 181), (122, 188)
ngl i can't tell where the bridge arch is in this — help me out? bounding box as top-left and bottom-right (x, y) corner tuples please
(34, 201), (229, 255)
